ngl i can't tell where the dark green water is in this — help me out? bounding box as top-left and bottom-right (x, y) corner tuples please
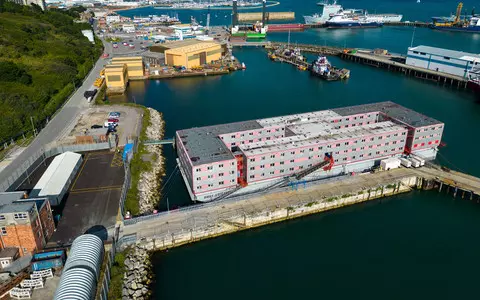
(112, 1), (480, 298)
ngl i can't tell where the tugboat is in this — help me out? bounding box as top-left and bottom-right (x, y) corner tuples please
(310, 56), (350, 80)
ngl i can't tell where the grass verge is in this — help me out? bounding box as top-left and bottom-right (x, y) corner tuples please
(107, 249), (129, 300)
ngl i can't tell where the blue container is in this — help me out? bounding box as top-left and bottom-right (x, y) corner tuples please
(32, 250), (66, 271)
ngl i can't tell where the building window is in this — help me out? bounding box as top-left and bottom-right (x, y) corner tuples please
(249, 132), (253, 135)
(270, 155), (275, 159)
(219, 173), (224, 176)
(250, 158), (255, 162)
(208, 175), (213, 179)
(281, 153), (285, 156)
(280, 169), (285, 173)
(196, 177), (201, 180)
(250, 175), (254, 179)
(219, 181), (224, 185)
(249, 140), (253, 143)
(250, 167), (254, 170)
(0, 227), (6, 236)
(14, 213), (27, 220)
(270, 163), (275, 167)
(231, 135), (235, 139)
(0, 215), (4, 221)
(231, 162), (235, 165)
(208, 184), (214, 187)
(289, 167), (294, 171)
(219, 164), (224, 168)
(290, 159), (294, 163)
(270, 171), (275, 175)
(261, 156), (265, 160)
(260, 165), (265, 168)
(196, 168), (201, 172)
(207, 166), (213, 170)
(291, 151), (295, 155)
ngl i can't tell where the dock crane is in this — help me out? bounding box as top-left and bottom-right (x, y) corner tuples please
(454, 2), (463, 24)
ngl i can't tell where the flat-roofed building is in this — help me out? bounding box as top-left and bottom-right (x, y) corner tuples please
(105, 64), (128, 91)
(0, 191), (55, 256)
(406, 45), (480, 78)
(111, 56), (144, 78)
(176, 101), (444, 202)
(153, 40), (222, 68)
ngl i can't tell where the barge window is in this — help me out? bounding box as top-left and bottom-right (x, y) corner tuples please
(420, 52), (426, 55)
(443, 57), (450, 60)
(413, 51), (419, 54)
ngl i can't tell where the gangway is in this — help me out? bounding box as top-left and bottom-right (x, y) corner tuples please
(295, 153), (334, 180)
(143, 138), (174, 145)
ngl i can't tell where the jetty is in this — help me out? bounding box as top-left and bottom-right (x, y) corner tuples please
(115, 164), (480, 251)
(234, 42), (469, 90)
(340, 50), (468, 88)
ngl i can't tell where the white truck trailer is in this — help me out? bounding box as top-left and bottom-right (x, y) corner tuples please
(399, 157), (412, 168)
(408, 158), (421, 168)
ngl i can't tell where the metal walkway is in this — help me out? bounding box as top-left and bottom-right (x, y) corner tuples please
(143, 138), (174, 145)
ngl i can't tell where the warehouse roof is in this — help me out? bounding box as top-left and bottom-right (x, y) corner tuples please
(105, 64), (125, 70)
(177, 121), (262, 166)
(331, 101), (443, 128)
(164, 40), (221, 54)
(409, 45), (480, 61)
(111, 56), (143, 62)
(33, 152), (82, 197)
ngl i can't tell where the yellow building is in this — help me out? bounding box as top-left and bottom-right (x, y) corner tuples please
(111, 56), (144, 78)
(105, 64), (128, 91)
(160, 40), (223, 69)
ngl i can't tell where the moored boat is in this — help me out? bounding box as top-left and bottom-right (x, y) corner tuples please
(310, 55), (350, 80)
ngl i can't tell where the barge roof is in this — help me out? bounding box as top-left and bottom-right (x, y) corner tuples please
(239, 121), (407, 156)
(331, 101), (443, 128)
(177, 120), (262, 166)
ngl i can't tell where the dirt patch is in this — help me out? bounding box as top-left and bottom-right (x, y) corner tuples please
(63, 105), (142, 147)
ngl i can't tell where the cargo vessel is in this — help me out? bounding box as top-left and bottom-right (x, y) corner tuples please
(267, 24), (305, 32)
(310, 55), (350, 80)
(325, 13), (383, 28)
(430, 3), (480, 33)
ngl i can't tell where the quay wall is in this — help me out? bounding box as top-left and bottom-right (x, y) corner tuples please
(119, 175), (419, 251)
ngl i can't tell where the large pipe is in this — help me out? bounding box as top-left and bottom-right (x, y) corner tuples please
(232, 0), (238, 26)
(262, 0), (266, 25)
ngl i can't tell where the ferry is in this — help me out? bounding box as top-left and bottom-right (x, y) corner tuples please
(325, 13), (384, 28)
(304, 0), (401, 25)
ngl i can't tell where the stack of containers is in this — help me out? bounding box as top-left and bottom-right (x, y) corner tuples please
(54, 234), (104, 300)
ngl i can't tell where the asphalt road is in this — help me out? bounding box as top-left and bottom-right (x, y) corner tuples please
(0, 38), (141, 191)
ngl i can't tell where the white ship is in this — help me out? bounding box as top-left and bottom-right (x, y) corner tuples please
(304, 1), (402, 25)
(303, 0), (343, 25)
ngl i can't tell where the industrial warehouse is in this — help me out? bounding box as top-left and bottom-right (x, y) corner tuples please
(176, 101), (444, 202)
(151, 39), (224, 69)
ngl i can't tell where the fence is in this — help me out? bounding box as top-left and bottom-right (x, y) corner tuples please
(97, 240), (116, 300)
(0, 141), (111, 192)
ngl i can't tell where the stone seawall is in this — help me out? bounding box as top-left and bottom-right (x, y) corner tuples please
(131, 175), (419, 251)
(138, 108), (165, 214)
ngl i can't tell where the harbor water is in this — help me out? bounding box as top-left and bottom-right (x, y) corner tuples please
(114, 0), (480, 298)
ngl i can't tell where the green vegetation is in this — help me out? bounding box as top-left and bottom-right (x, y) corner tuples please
(326, 197), (337, 202)
(386, 183), (397, 189)
(125, 105), (152, 216)
(108, 249), (128, 300)
(0, 2), (103, 143)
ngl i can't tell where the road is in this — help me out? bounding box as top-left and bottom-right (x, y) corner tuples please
(0, 37), (141, 191)
(121, 165), (480, 242)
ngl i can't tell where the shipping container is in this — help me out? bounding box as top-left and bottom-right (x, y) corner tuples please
(380, 158), (401, 170)
(399, 158), (412, 168)
(408, 158), (421, 168)
(32, 250), (66, 271)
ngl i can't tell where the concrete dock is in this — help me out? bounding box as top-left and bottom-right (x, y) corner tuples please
(116, 164), (480, 251)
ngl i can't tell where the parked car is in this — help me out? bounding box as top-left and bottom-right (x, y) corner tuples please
(104, 121), (118, 128)
(108, 112), (121, 118)
(91, 124), (103, 129)
(108, 118), (119, 123)
(123, 42), (128, 46)
(102, 53), (109, 58)
(129, 44), (135, 49)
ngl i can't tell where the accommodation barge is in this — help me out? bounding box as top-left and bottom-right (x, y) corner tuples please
(176, 102), (444, 202)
